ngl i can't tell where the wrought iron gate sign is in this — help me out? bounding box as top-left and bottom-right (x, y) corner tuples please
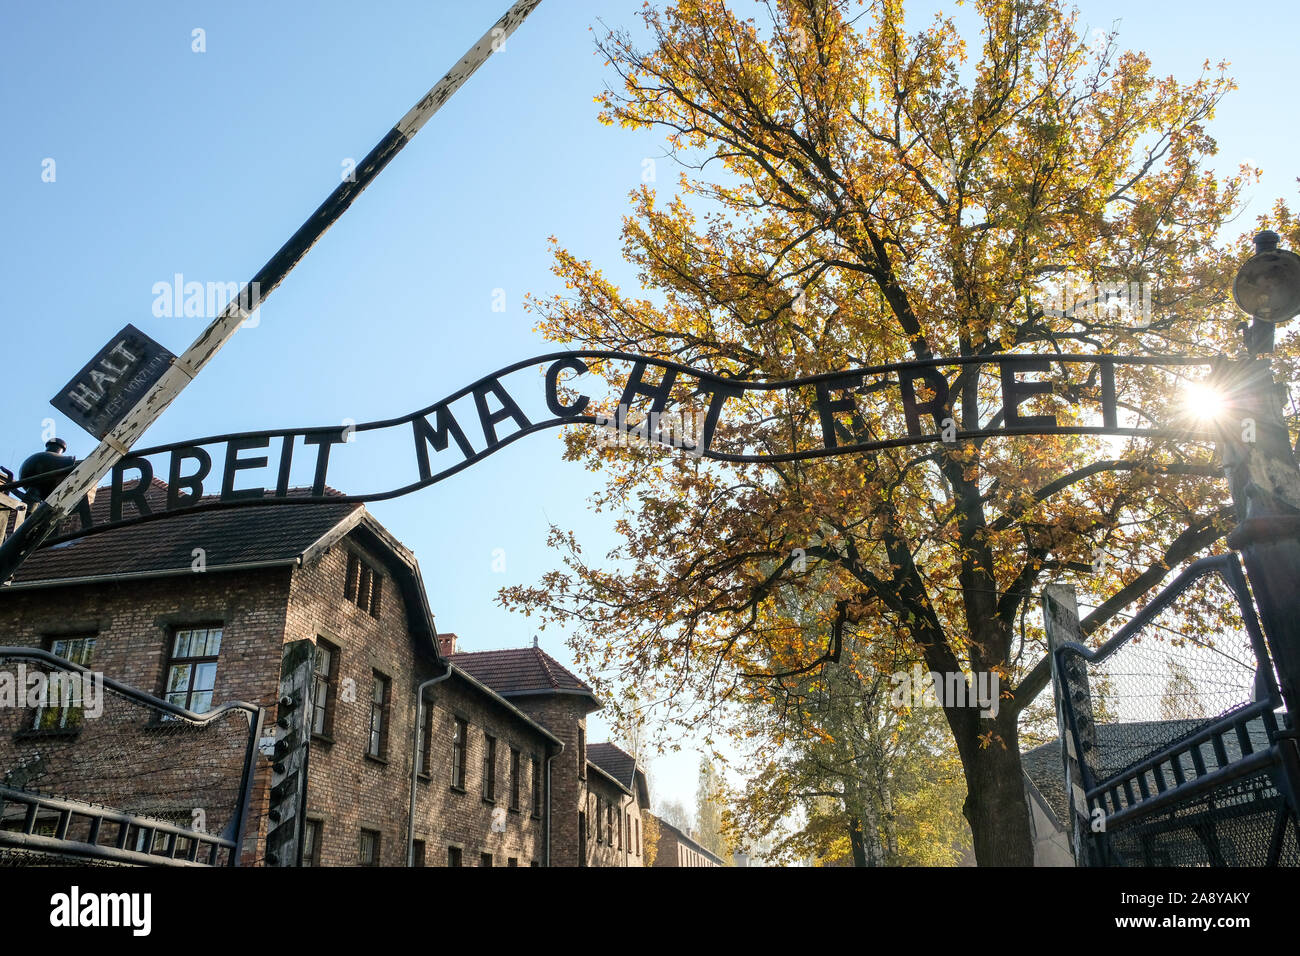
(40, 349), (1216, 542)
(50, 324), (176, 440)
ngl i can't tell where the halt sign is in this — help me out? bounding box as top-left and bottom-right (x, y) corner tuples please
(50, 324), (175, 439)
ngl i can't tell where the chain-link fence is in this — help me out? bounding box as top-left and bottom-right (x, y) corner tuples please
(1055, 555), (1300, 866)
(0, 648), (262, 866)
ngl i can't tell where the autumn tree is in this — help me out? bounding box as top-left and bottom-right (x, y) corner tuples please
(503, 0), (1273, 863)
(656, 798), (694, 834)
(642, 811), (662, 865)
(695, 757), (732, 860)
(728, 629), (970, 866)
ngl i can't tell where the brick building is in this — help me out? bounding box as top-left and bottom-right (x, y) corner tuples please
(649, 814), (726, 867)
(0, 482), (655, 867)
(449, 645), (651, 867)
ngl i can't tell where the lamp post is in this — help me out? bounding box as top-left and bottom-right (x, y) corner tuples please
(1220, 230), (1300, 722)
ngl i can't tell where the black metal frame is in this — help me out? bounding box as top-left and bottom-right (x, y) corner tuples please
(0, 349), (1221, 548)
(1053, 554), (1300, 865)
(0, 647), (264, 867)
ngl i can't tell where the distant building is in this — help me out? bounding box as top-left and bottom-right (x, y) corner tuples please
(449, 645), (651, 867)
(649, 813), (726, 867)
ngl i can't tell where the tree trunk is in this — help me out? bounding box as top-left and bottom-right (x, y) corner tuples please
(956, 715), (1035, 866)
(847, 815), (868, 867)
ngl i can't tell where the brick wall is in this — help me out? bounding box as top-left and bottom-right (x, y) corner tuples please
(413, 673), (549, 867)
(0, 569), (290, 863)
(513, 695), (591, 867)
(288, 537), (420, 866)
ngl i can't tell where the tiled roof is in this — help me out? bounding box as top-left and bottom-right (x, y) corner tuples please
(9, 480), (359, 585)
(3, 478), (438, 653)
(449, 646), (598, 707)
(587, 742), (636, 788)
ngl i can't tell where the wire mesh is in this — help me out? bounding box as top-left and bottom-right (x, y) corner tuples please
(1057, 558), (1299, 866)
(0, 649), (256, 866)
(1102, 767), (1299, 867)
(1068, 565), (1278, 782)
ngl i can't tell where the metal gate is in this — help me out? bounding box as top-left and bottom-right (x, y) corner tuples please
(0, 647), (263, 866)
(1044, 554), (1300, 866)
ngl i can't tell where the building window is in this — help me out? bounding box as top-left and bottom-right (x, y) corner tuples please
(302, 819), (323, 866)
(311, 639), (338, 738)
(509, 748), (521, 810)
(417, 699), (434, 776)
(480, 852), (492, 867)
(507, 857), (518, 867)
(451, 717), (468, 790)
(359, 829), (381, 866)
(482, 734), (497, 802)
(345, 553), (360, 601)
(358, 564), (373, 613)
(412, 840), (426, 867)
(636, 818), (641, 855)
(367, 671), (390, 759)
(344, 552), (382, 619)
(34, 635), (96, 731)
(447, 846), (462, 867)
(531, 755), (542, 818)
(596, 796), (603, 844)
(164, 626), (222, 713)
(607, 804), (614, 845)
(577, 725), (586, 778)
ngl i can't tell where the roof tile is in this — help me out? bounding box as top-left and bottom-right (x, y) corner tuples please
(449, 646), (596, 701)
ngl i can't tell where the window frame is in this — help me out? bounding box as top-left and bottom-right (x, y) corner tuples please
(163, 624), (223, 715)
(310, 638), (339, 740)
(359, 828), (381, 867)
(531, 755), (542, 819)
(302, 818), (323, 867)
(367, 670), (391, 760)
(33, 634), (96, 732)
(417, 697), (435, 778)
(508, 747), (521, 811)
(447, 845), (463, 867)
(482, 733), (497, 803)
(450, 716), (469, 791)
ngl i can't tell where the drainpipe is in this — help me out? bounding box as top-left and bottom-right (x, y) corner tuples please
(545, 740), (564, 867)
(408, 667), (453, 866)
(623, 757), (638, 866)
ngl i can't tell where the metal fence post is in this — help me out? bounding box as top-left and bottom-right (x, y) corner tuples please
(1043, 583), (1099, 864)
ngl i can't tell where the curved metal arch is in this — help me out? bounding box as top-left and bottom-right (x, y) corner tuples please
(22, 349), (1222, 546)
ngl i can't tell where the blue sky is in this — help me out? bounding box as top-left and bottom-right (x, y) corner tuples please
(2, 0), (1296, 817)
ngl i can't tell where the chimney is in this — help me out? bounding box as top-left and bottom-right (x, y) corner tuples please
(532, 635), (538, 648)
(438, 632), (458, 656)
